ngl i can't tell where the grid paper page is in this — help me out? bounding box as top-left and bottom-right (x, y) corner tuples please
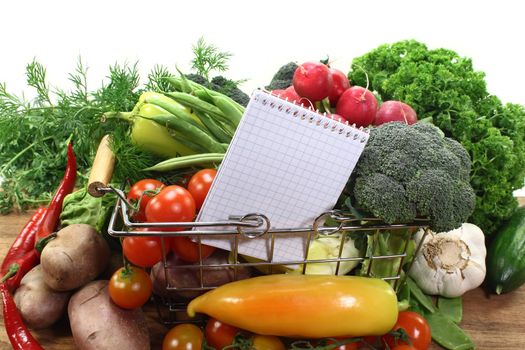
(197, 90), (369, 262)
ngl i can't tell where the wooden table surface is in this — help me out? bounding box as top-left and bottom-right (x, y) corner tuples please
(1, 211), (525, 350)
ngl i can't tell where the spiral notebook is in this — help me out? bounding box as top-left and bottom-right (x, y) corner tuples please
(197, 90), (369, 262)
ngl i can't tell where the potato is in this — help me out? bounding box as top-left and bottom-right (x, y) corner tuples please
(14, 265), (71, 329)
(151, 249), (252, 299)
(68, 280), (150, 350)
(41, 224), (110, 291)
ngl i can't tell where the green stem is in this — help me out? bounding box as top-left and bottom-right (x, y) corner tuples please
(0, 136), (53, 177)
(1, 264), (20, 283)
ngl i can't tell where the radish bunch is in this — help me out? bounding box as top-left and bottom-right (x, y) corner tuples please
(271, 61), (418, 127)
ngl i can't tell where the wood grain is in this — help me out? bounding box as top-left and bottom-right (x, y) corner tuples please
(1, 208), (525, 350)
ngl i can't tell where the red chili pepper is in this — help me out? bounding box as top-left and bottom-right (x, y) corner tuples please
(1, 207), (46, 276)
(36, 142), (77, 242)
(1, 250), (40, 292)
(1, 283), (45, 350)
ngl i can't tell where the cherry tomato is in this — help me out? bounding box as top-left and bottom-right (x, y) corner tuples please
(205, 318), (240, 350)
(187, 169), (217, 210)
(382, 311), (431, 350)
(108, 266), (152, 309)
(251, 335), (286, 350)
(163, 323), (203, 350)
(145, 185), (196, 231)
(127, 179), (165, 222)
(122, 230), (163, 268)
(171, 236), (215, 263)
(293, 61), (333, 101)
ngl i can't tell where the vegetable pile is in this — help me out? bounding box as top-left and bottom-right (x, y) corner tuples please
(1, 38), (525, 350)
(347, 40), (525, 236)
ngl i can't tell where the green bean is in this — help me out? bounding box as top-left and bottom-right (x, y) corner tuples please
(141, 92), (208, 133)
(144, 153), (225, 172)
(423, 310), (475, 350)
(165, 76), (246, 113)
(212, 95), (243, 125)
(193, 111), (233, 143)
(142, 114), (226, 154)
(165, 92), (236, 127)
(194, 89), (215, 104)
(406, 277), (436, 313)
(175, 67), (194, 94)
(437, 296), (463, 324)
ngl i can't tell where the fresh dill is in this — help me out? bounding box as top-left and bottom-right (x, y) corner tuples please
(191, 37), (232, 83)
(0, 58), (158, 213)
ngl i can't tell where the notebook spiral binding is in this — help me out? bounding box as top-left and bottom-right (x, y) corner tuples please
(258, 89), (369, 143)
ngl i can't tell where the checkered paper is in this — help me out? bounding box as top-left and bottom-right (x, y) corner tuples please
(197, 90), (369, 262)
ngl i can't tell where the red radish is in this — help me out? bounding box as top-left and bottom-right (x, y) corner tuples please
(293, 62), (333, 101)
(271, 86), (300, 102)
(326, 113), (347, 124)
(328, 68), (350, 106)
(335, 86), (378, 127)
(375, 101), (418, 125)
(272, 86), (315, 109)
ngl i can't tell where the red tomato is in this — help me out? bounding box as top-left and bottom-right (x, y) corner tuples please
(127, 179), (165, 222)
(328, 68), (351, 106)
(108, 266), (152, 309)
(187, 169), (217, 210)
(293, 61), (333, 101)
(145, 185), (196, 231)
(171, 236), (215, 263)
(205, 318), (240, 350)
(251, 335), (286, 350)
(382, 311), (431, 350)
(163, 324), (203, 350)
(122, 230), (164, 268)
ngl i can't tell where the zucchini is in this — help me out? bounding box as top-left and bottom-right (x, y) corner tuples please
(486, 206), (525, 294)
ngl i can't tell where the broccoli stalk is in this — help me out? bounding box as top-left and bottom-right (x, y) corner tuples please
(360, 228), (413, 283)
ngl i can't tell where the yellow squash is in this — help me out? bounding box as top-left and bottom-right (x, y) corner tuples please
(187, 274), (398, 338)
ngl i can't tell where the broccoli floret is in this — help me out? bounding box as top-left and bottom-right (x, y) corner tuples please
(211, 76), (250, 107)
(350, 122), (475, 232)
(185, 73), (208, 86)
(405, 170), (476, 232)
(265, 62), (298, 91)
(443, 137), (472, 181)
(353, 173), (416, 224)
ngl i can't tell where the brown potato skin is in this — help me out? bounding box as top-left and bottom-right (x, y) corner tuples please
(151, 249), (252, 299)
(41, 224), (110, 291)
(14, 265), (71, 329)
(68, 280), (150, 350)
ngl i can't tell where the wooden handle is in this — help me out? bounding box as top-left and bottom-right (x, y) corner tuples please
(88, 135), (115, 197)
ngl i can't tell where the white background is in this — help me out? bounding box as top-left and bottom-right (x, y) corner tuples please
(1, 0), (524, 104)
(1, 0), (524, 192)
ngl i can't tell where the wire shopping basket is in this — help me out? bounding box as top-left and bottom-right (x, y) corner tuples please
(100, 185), (429, 325)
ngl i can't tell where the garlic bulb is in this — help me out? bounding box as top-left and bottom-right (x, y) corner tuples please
(409, 223), (486, 298)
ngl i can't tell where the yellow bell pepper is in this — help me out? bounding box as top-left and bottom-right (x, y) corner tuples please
(187, 274), (398, 338)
